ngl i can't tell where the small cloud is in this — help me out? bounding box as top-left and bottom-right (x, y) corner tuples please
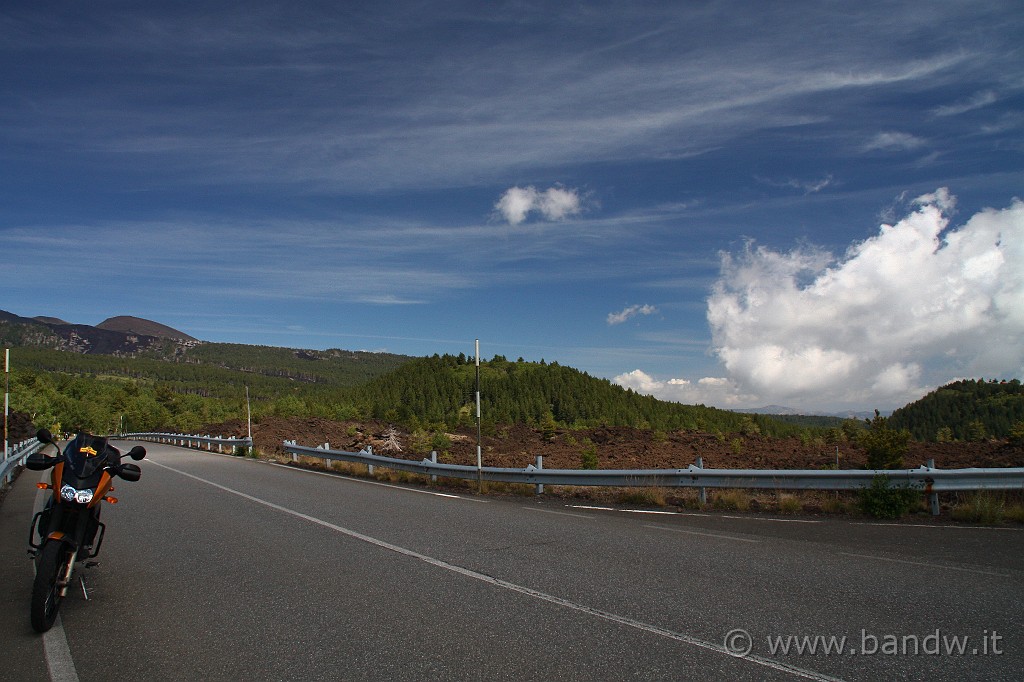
(494, 185), (582, 225)
(607, 303), (658, 325)
(862, 132), (927, 153)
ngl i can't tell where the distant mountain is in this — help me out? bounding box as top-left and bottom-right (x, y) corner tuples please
(0, 309), (190, 356)
(733, 405), (885, 420)
(97, 315), (197, 342)
(734, 405), (802, 415)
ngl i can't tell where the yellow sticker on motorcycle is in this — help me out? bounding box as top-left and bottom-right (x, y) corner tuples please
(80, 446), (98, 456)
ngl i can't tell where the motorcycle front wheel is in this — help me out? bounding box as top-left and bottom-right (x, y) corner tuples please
(30, 540), (69, 633)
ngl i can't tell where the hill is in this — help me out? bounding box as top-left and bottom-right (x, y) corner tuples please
(0, 309), (184, 356)
(97, 315), (198, 342)
(889, 379), (1024, 442)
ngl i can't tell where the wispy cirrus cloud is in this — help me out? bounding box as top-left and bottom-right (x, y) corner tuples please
(931, 90), (998, 117)
(862, 131), (927, 152)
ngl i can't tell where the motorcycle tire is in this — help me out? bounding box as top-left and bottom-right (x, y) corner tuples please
(30, 541), (68, 633)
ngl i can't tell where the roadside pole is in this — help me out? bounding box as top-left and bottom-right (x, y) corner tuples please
(3, 348), (9, 467)
(476, 339), (482, 493)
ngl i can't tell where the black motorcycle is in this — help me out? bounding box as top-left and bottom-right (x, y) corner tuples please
(26, 429), (145, 633)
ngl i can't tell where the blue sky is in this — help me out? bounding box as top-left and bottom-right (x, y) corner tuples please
(2, 1), (1022, 413)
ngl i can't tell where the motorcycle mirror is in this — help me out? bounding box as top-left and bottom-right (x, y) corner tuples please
(127, 446), (147, 461)
(36, 428), (55, 445)
(118, 463), (142, 482)
(25, 453), (56, 471)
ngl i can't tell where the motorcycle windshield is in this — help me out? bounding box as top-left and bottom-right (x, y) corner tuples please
(62, 434), (115, 479)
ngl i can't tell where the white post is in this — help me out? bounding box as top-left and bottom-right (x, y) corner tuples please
(3, 348), (9, 468)
(475, 339), (482, 492)
(245, 385), (252, 441)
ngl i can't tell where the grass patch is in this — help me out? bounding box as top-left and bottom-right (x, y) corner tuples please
(952, 492), (1007, 525)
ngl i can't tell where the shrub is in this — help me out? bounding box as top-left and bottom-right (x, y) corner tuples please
(579, 438), (599, 470)
(857, 475), (920, 519)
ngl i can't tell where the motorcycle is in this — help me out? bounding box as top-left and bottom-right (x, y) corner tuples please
(26, 428), (145, 633)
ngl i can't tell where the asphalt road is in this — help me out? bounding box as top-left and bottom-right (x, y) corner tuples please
(2, 442), (1022, 681)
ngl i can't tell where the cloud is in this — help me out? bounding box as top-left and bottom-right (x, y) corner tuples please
(494, 186), (583, 225)
(862, 131), (927, 152)
(706, 188), (1023, 406)
(614, 371), (757, 408)
(755, 174), (834, 194)
(616, 189), (1024, 411)
(931, 90), (998, 117)
(607, 304), (658, 325)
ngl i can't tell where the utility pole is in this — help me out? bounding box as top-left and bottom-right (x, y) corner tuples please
(245, 385), (252, 441)
(475, 339), (482, 492)
(3, 348), (9, 466)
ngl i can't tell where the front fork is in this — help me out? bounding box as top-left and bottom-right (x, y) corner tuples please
(31, 505), (92, 597)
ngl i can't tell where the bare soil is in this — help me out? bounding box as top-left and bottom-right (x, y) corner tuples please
(203, 416), (1024, 472)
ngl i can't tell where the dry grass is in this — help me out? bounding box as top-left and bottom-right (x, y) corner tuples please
(777, 493), (801, 514)
(712, 489), (751, 511)
(952, 492), (1008, 524)
(616, 487), (668, 507)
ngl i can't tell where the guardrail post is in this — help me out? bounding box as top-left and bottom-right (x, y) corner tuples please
(535, 455), (544, 495)
(430, 451), (437, 483)
(696, 456), (707, 506)
(927, 459), (940, 516)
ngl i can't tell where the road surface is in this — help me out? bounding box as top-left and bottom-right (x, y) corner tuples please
(1, 442), (1021, 680)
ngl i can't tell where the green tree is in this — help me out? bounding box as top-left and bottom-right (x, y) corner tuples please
(858, 410), (911, 470)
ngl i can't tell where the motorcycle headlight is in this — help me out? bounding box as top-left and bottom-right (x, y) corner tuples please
(60, 484), (94, 504)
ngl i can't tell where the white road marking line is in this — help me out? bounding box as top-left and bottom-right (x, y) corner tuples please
(32, 483), (80, 682)
(267, 460), (488, 502)
(522, 507), (594, 519)
(838, 552), (1010, 578)
(43, 614), (80, 682)
(646, 524), (761, 543)
(850, 522), (1021, 530)
(150, 460), (841, 681)
(567, 505), (820, 523)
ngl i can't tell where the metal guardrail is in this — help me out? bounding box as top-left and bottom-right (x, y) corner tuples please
(117, 432), (254, 454)
(282, 441), (1024, 491)
(283, 441), (1024, 515)
(116, 432), (1024, 516)
(1, 438), (45, 487)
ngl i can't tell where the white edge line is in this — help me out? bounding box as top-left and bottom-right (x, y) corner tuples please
(31, 481), (80, 682)
(646, 524), (761, 544)
(522, 507), (594, 519)
(149, 460), (842, 682)
(838, 552), (1011, 578)
(43, 615), (80, 682)
(266, 460), (488, 503)
(850, 522), (1022, 531)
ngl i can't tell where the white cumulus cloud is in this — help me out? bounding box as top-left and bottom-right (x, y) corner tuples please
(494, 185), (582, 225)
(615, 189), (1024, 411)
(607, 304), (658, 325)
